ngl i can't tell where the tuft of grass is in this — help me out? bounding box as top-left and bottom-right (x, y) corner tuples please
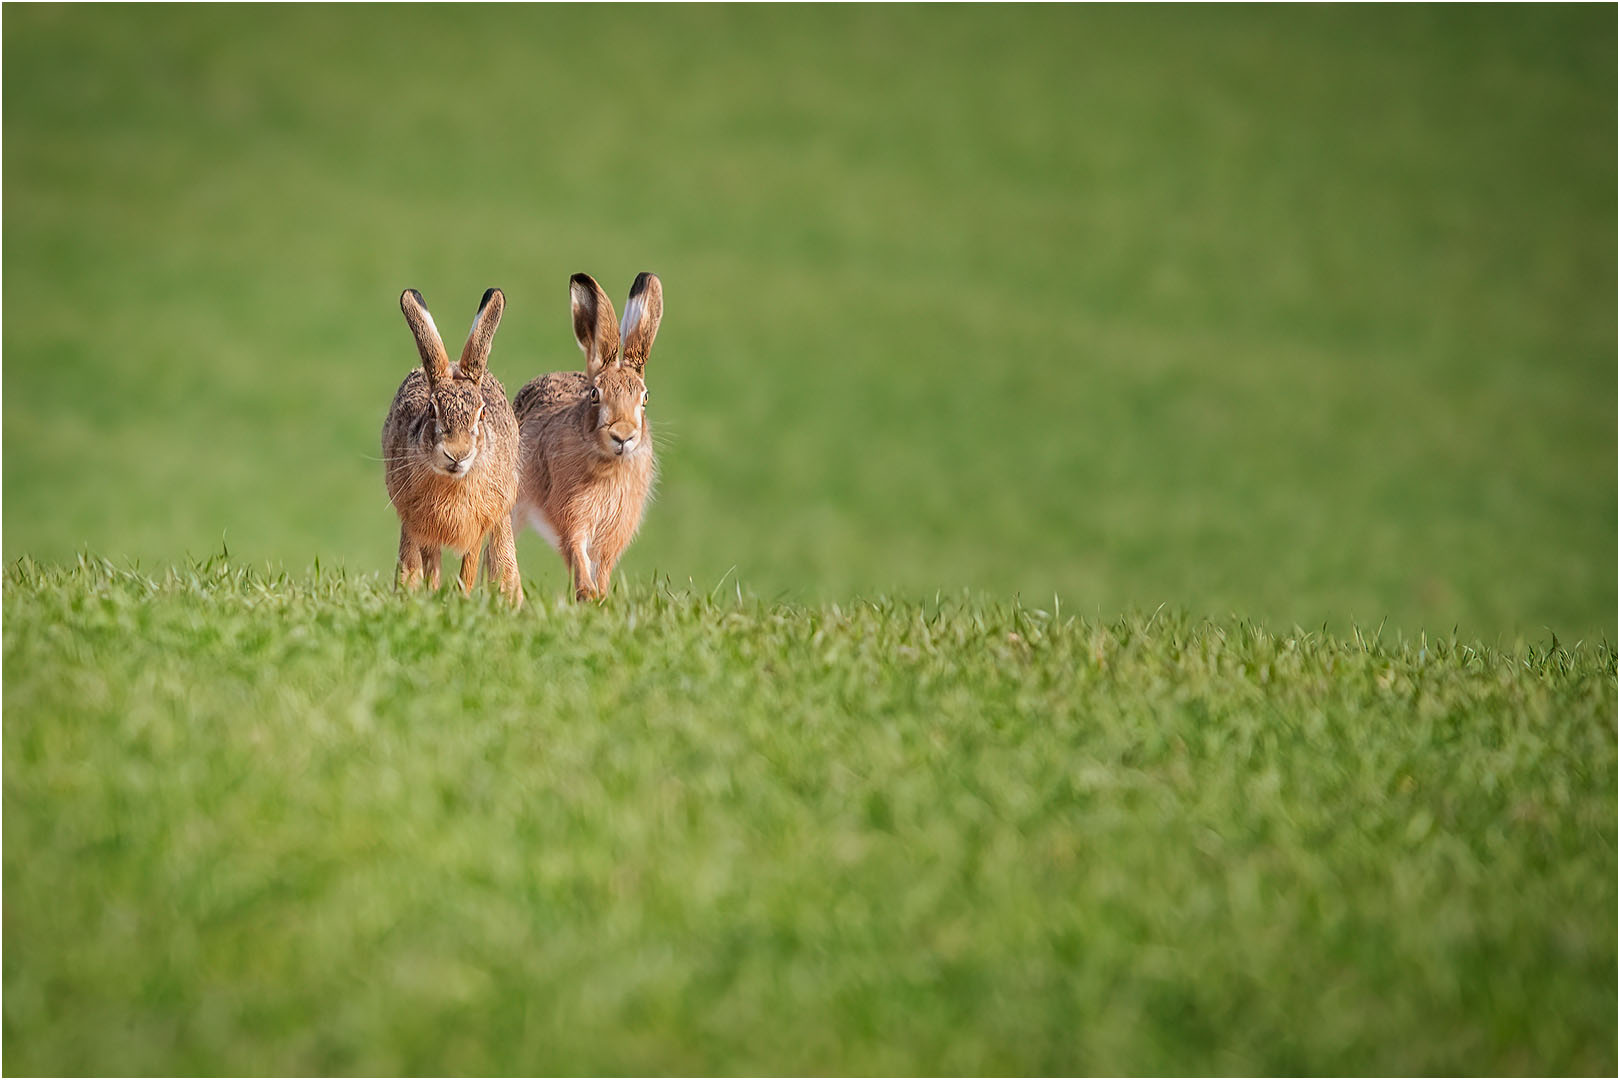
(6, 558), (1614, 1075)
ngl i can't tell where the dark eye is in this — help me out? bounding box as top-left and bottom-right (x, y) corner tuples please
(642, 390), (649, 406)
(589, 386), (601, 403)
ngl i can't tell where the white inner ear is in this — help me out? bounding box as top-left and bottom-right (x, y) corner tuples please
(571, 284), (597, 358)
(618, 294), (645, 343)
(418, 306), (443, 350)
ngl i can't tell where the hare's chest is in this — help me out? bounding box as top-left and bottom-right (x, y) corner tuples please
(588, 477), (650, 553)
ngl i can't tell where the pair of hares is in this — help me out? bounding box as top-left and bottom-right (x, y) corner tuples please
(381, 273), (663, 607)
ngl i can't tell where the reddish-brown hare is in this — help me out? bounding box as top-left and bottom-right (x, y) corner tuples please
(382, 287), (524, 607)
(511, 272), (663, 601)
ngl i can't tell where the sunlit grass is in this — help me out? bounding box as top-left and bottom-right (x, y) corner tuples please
(5, 558), (1614, 1074)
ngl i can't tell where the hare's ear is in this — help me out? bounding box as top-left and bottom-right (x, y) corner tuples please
(618, 273), (663, 374)
(570, 272), (620, 379)
(459, 287), (504, 382)
(401, 289), (450, 386)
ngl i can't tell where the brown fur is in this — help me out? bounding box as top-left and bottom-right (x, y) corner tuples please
(512, 272), (663, 602)
(383, 288), (523, 606)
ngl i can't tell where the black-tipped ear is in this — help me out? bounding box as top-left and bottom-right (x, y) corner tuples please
(401, 289), (450, 385)
(570, 273), (620, 378)
(459, 287), (505, 381)
(618, 273), (663, 374)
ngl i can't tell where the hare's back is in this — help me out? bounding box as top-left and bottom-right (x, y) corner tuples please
(513, 371), (589, 425)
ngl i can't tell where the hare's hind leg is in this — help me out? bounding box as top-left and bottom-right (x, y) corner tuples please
(397, 528), (425, 589)
(420, 545), (441, 590)
(486, 516), (525, 608)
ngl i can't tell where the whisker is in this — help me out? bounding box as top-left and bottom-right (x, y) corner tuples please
(380, 457), (435, 510)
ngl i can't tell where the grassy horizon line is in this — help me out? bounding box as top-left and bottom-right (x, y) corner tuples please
(10, 550), (1614, 665)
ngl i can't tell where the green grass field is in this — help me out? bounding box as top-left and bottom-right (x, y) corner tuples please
(5, 558), (1616, 1075)
(3, 4), (1614, 637)
(4, 5), (1616, 1075)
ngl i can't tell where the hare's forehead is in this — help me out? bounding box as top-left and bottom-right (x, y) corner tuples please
(595, 369), (645, 397)
(431, 386), (484, 422)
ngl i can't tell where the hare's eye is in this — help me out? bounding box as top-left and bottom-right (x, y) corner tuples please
(642, 390), (649, 406)
(589, 386), (601, 403)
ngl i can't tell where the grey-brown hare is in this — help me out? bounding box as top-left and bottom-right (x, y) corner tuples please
(382, 287), (523, 606)
(511, 272), (662, 601)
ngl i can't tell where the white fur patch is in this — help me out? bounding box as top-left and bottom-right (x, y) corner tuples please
(619, 294), (645, 342)
(418, 307), (443, 348)
(525, 507), (561, 551)
(577, 539), (594, 583)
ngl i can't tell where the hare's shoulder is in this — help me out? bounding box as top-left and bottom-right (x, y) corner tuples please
(385, 368), (432, 426)
(513, 371), (589, 421)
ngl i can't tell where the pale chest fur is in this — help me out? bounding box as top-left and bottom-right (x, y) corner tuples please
(532, 449), (655, 563)
(387, 462), (514, 555)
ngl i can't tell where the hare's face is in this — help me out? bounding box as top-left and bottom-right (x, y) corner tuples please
(588, 367), (649, 459)
(426, 384), (486, 477)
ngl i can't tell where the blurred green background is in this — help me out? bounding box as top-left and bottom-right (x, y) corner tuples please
(4, 4), (1614, 638)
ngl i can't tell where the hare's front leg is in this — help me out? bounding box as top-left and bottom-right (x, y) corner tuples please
(486, 515), (525, 608)
(457, 548), (482, 595)
(593, 548), (621, 599)
(420, 545), (441, 590)
(566, 537), (600, 603)
(397, 528), (425, 589)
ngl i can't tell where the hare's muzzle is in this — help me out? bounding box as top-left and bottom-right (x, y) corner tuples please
(440, 447), (477, 476)
(603, 412), (641, 455)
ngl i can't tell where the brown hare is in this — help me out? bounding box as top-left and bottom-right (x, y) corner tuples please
(383, 287), (524, 606)
(511, 272), (662, 602)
